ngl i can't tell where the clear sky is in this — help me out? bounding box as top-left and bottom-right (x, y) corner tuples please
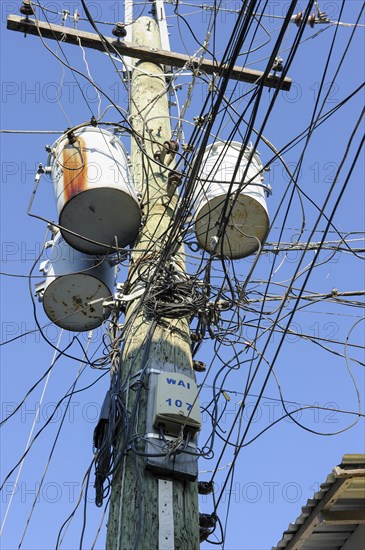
(1, 1), (364, 549)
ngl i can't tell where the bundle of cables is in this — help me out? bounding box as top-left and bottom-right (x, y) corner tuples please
(143, 265), (206, 319)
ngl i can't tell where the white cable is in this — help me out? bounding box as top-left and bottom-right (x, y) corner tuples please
(77, 36), (102, 119)
(0, 329), (64, 536)
(199, 461), (233, 474)
(55, 35), (72, 126)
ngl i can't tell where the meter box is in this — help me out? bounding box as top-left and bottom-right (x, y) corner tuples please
(144, 362), (200, 480)
(153, 372), (201, 436)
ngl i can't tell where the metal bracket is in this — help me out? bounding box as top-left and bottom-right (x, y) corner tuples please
(158, 479), (174, 549)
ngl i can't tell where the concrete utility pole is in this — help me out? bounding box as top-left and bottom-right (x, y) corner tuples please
(105, 16), (200, 550)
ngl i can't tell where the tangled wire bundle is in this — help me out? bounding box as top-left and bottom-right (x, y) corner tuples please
(143, 267), (206, 319)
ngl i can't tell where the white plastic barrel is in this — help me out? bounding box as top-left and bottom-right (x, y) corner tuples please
(192, 141), (270, 259)
(48, 127), (141, 254)
(35, 232), (116, 331)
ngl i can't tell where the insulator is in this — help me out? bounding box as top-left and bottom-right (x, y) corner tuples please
(112, 22), (127, 38)
(292, 11), (317, 27)
(164, 140), (179, 154)
(167, 171), (182, 197)
(198, 481), (214, 495)
(292, 11), (302, 26)
(168, 170), (182, 187)
(308, 13), (316, 27)
(199, 512), (218, 542)
(158, 140), (180, 167)
(190, 331), (202, 343)
(199, 527), (211, 543)
(154, 148), (162, 160)
(20, 1), (34, 16)
(193, 360), (206, 372)
(272, 57), (283, 72)
(194, 115), (205, 126)
(199, 513), (216, 529)
(66, 130), (77, 144)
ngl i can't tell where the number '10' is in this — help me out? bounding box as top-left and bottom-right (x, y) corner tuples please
(166, 398), (192, 411)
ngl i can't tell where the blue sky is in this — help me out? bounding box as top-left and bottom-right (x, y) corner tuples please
(1, 1), (364, 549)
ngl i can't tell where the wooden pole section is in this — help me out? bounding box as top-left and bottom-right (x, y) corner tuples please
(7, 14), (292, 91)
(106, 17), (199, 550)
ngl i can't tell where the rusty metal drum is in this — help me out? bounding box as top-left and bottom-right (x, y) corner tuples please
(48, 127), (141, 255)
(35, 231), (116, 331)
(192, 141), (270, 259)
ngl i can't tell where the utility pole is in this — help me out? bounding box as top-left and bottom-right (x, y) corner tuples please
(105, 16), (200, 550)
(7, 5), (292, 548)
